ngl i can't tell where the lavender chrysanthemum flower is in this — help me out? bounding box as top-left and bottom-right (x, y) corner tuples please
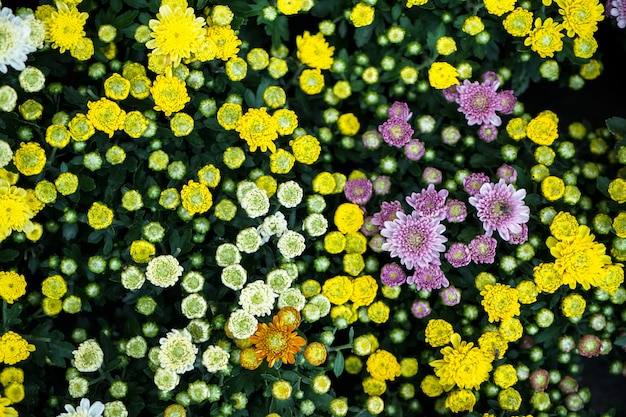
(495, 89), (517, 114)
(371, 200), (403, 230)
(362, 129), (382, 149)
(361, 216), (379, 236)
(411, 300), (431, 318)
(469, 234), (497, 264)
(481, 70), (501, 86)
(468, 179), (530, 241)
(508, 223), (528, 245)
(380, 262), (407, 287)
(369, 234), (386, 253)
(387, 101), (413, 121)
(405, 184), (449, 220)
(372, 175), (391, 195)
(456, 79), (502, 126)
(445, 199), (467, 223)
(478, 123), (498, 142)
(608, 0), (626, 28)
(404, 139), (425, 160)
(440, 285), (461, 306)
(407, 264), (449, 291)
(344, 178), (373, 205)
(463, 172), (490, 196)
(380, 211), (447, 270)
(496, 164), (517, 184)
(442, 85), (460, 102)
(378, 116), (414, 147)
(444, 242), (472, 268)
(422, 167), (443, 185)
(441, 126), (462, 145)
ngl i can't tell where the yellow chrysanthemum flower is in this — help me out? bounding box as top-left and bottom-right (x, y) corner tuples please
(44, 2), (88, 53)
(425, 319), (455, 347)
(0, 331), (36, 365)
(277, 0), (303, 15)
(235, 107), (279, 153)
(428, 62), (459, 89)
(503, 8), (534, 36)
(555, 0), (604, 38)
(350, 3), (375, 27)
(483, 0), (516, 16)
(150, 74), (190, 116)
(0, 271), (26, 304)
(334, 203), (364, 234)
(146, 4), (206, 67)
(526, 111), (559, 145)
(206, 25), (242, 61)
(87, 201), (114, 230)
(366, 349), (402, 381)
(524, 17), (565, 58)
(480, 283), (520, 322)
(180, 180), (213, 215)
(86, 98), (127, 138)
(296, 31), (335, 70)
(12, 142), (46, 176)
(0, 180), (36, 241)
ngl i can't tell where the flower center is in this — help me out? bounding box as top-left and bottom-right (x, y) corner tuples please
(266, 330), (287, 353)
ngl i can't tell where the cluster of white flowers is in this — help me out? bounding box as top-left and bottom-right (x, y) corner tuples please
(0, 7), (44, 74)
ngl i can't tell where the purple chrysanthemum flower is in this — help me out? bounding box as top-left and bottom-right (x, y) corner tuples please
(371, 200), (403, 229)
(344, 178), (373, 205)
(362, 129), (382, 150)
(404, 139), (425, 160)
(361, 216), (379, 236)
(495, 89), (517, 114)
(411, 300), (431, 318)
(456, 79), (502, 126)
(478, 123), (498, 142)
(469, 234), (497, 264)
(380, 211), (447, 270)
(372, 175), (392, 195)
(405, 184), (449, 220)
(407, 264), (449, 291)
(440, 285), (461, 306)
(445, 199), (467, 223)
(608, 0), (626, 28)
(442, 85), (460, 102)
(508, 223), (528, 245)
(496, 163), (517, 184)
(422, 167), (443, 185)
(481, 71), (501, 86)
(387, 101), (413, 121)
(463, 172), (490, 196)
(444, 242), (472, 268)
(380, 262), (407, 287)
(378, 116), (414, 147)
(468, 179), (530, 241)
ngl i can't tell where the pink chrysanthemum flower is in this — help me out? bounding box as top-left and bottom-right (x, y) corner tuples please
(405, 184), (449, 221)
(445, 199), (467, 223)
(608, 0), (626, 28)
(468, 179), (530, 241)
(380, 262), (407, 287)
(442, 85), (460, 102)
(478, 123), (498, 142)
(508, 223), (529, 245)
(404, 139), (425, 160)
(440, 286), (461, 306)
(371, 200), (403, 230)
(380, 211), (447, 270)
(412, 300), (431, 318)
(444, 242), (472, 268)
(344, 178), (373, 205)
(463, 172), (490, 196)
(372, 175), (391, 195)
(496, 164), (517, 184)
(378, 116), (414, 147)
(455, 79), (502, 126)
(469, 234), (497, 264)
(482, 70), (501, 86)
(387, 101), (413, 121)
(495, 90), (517, 114)
(407, 263), (449, 291)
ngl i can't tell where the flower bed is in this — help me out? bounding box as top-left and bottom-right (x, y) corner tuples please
(0, 0), (625, 416)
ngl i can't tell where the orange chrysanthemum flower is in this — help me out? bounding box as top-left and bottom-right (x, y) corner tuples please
(249, 314), (306, 367)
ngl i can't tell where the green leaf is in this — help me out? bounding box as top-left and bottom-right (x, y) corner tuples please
(606, 117), (626, 138)
(63, 86), (88, 107)
(354, 25), (375, 48)
(615, 335), (626, 347)
(62, 223), (79, 241)
(0, 249), (19, 263)
(333, 350), (344, 377)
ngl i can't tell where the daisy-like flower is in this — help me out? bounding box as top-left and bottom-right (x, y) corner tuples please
(58, 398), (105, 417)
(145, 254), (184, 288)
(607, 0), (626, 27)
(44, 2), (88, 54)
(0, 7), (37, 73)
(258, 212), (288, 242)
(146, 4), (206, 67)
(158, 328), (198, 374)
(469, 234), (497, 264)
(468, 180), (530, 241)
(379, 262), (407, 287)
(296, 31), (334, 70)
(371, 200), (404, 231)
(463, 172), (490, 196)
(249, 314), (306, 367)
(445, 199), (467, 223)
(478, 124), (499, 142)
(445, 242), (472, 268)
(454, 79), (502, 126)
(344, 178), (373, 205)
(378, 116), (414, 147)
(380, 211), (448, 270)
(405, 184), (449, 220)
(387, 101), (413, 121)
(238, 280), (277, 317)
(407, 264), (449, 291)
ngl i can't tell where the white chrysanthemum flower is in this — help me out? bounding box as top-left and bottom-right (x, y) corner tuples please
(0, 7), (37, 73)
(227, 309), (258, 339)
(72, 339), (104, 373)
(236, 180), (258, 202)
(240, 186), (270, 218)
(202, 345), (230, 373)
(186, 318), (212, 343)
(258, 211), (288, 242)
(103, 401), (128, 417)
(120, 265), (145, 291)
(265, 268), (293, 293)
(158, 329), (198, 374)
(277, 230), (306, 259)
(308, 293), (332, 317)
(0, 85), (18, 112)
(18, 65), (45, 92)
(153, 367), (180, 392)
(221, 263), (247, 290)
(0, 139), (13, 168)
(215, 242), (241, 267)
(238, 280), (277, 316)
(277, 287), (307, 311)
(20, 13), (46, 50)
(180, 293), (208, 319)
(302, 213), (329, 237)
(277, 180), (303, 208)
(146, 255), (184, 288)
(58, 398), (105, 417)
(236, 227), (263, 253)
(181, 271), (205, 293)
